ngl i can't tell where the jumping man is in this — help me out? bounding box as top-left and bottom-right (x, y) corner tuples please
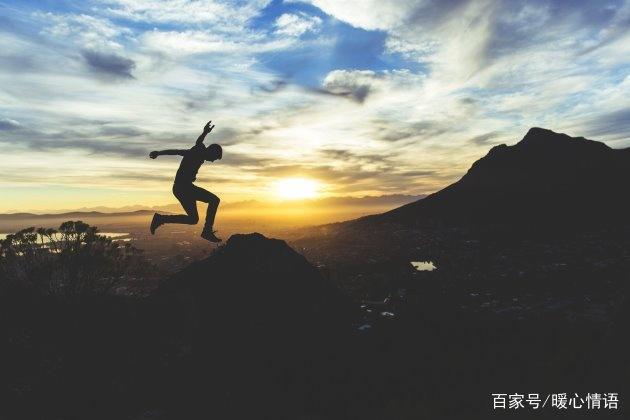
(149, 121), (223, 243)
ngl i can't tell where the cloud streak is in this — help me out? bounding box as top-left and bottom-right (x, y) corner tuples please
(82, 50), (136, 79)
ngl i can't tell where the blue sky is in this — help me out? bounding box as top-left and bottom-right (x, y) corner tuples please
(0, 0), (629, 211)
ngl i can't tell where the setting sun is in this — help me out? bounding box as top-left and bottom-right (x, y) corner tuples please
(273, 178), (320, 200)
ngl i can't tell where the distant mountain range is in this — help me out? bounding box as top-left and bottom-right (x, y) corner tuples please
(0, 195), (423, 220)
(354, 128), (630, 229)
(220, 194), (425, 210)
(0, 209), (158, 221)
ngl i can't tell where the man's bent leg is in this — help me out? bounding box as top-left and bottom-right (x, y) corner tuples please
(159, 184), (200, 225)
(193, 185), (220, 231)
(192, 185), (221, 242)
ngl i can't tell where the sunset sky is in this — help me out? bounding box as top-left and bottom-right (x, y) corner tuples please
(1, 0), (629, 212)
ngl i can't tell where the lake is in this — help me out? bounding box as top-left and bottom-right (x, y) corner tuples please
(0, 232), (130, 241)
(411, 261), (437, 271)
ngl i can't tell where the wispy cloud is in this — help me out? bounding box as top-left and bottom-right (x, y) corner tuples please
(102, 0), (271, 26)
(82, 50), (136, 79)
(274, 12), (322, 37)
(0, 117), (21, 130)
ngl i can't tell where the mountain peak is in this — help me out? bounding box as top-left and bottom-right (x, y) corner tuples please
(375, 127), (629, 228)
(212, 232), (307, 270)
(518, 127), (610, 150)
(157, 232), (349, 323)
(224, 232), (283, 248)
(524, 126), (555, 137)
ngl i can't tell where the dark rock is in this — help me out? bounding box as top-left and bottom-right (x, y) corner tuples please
(151, 233), (352, 418)
(372, 128), (630, 229)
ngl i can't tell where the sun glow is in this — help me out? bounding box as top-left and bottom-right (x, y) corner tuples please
(273, 178), (320, 200)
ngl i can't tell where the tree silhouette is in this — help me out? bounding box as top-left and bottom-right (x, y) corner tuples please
(0, 221), (154, 298)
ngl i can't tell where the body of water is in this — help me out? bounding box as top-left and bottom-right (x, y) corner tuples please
(411, 261), (437, 271)
(0, 232), (130, 241)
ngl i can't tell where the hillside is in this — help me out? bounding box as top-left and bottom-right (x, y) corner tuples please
(2, 233), (354, 419)
(363, 127), (630, 228)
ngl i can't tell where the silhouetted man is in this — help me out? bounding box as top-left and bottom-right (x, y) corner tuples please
(149, 121), (223, 242)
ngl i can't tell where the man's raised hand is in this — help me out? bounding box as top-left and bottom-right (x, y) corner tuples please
(149, 151), (159, 159)
(196, 121), (215, 145)
(203, 120), (215, 134)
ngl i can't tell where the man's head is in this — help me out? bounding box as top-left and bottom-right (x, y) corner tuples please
(205, 143), (222, 162)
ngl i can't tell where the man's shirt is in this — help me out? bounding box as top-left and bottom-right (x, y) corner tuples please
(175, 143), (205, 184)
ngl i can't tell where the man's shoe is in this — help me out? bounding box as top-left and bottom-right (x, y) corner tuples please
(150, 213), (162, 234)
(201, 229), (222, 243)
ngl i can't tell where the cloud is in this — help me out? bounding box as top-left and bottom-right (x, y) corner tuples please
(274, 13), (322, 37)
(141, 30), (238, 55)
(319, 148), (394, 166)
(299, 0), (412, 31)
(139, 29), (294, 57)
(252, 80), (288, 94)
(319, 68), (427, 105)
(0, 122), (158, 157)
(302, 0), (630, 86)
(98, 125), (147, 137)
(0, 129), (149, 156)
(41, 12), (131, 51)
(102, 0), (271, 26)
(576, 108), (630, 141)
(0, 118), (21, 130)
(82, 50), (136, 79)
(110, 171), (174, 183)
(321, 70), (378, 103)
(469, 131), (502, 146)
(371, 120), (452, 143)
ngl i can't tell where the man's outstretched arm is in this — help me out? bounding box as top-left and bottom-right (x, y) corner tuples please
(149, 149), (186, 159)
(196, 120), (215, 145)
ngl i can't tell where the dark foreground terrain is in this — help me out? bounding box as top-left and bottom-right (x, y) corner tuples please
(2, 232), (628, 419)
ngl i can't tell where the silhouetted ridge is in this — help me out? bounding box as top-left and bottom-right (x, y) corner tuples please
(160, 232), (346, 310)
(373, 128), (630, 228)
(155, 232), (350, 343)
(149, 232), (352, 417)
(518, 127), (610, 150)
